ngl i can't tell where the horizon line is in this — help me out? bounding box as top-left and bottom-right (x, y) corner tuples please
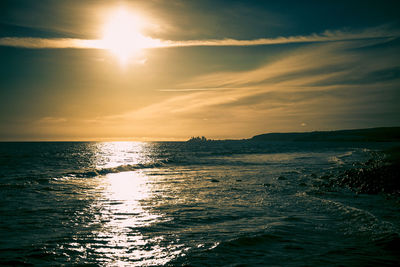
(1, 126), (398, 142)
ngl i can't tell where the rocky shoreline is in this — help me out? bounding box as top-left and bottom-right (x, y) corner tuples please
(318, 147), (400, 196)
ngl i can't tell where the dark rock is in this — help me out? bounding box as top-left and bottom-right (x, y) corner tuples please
(330, 158), (400, 195)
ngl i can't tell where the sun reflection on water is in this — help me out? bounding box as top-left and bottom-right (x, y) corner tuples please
(94, 142), (148, 169)
(92, 171), (163, 265)
(65, 142), (180, 266)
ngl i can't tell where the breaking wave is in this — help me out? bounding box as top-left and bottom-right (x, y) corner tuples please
(66, 161), (168, 178)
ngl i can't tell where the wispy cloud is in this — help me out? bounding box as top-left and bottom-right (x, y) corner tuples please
(0, 27), (398, 49)
(36, 117), (67, 124)
(158, 88), (235, 92)
(0, 37), (103, 49)
(86, 36), (400, 138)
(161, 28), (399, 47)
(3, 26), (399, 139)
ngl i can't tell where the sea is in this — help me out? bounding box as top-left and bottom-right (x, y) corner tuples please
(0, 141), (399, 266)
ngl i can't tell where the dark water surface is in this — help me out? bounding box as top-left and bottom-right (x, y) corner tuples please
(0, 141), (399, 266)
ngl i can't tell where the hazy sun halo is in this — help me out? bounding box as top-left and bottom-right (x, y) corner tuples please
(101, 8), (158, 65)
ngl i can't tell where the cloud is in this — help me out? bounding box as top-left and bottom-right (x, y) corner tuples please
(0, 37), (102, 49)
(0, 27), (398, 49)
(158, 88), (234, 92)
(86, 36), (400, 138)
(160, 27), (399, 47)
(36, 117), (67, 124)
(3, 26), (398, 139)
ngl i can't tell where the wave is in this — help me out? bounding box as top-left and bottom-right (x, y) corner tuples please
(167, 232), (287, 266)
(65, 161), (168, 178)
(216, 233), (284, 248)
(64, 157), (285, 178)
(329, 156), (345, 165)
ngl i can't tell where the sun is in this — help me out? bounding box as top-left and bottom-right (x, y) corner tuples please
(101, 8), (158, 65)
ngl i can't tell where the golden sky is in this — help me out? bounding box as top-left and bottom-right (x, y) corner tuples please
(1, 0), (400, 140)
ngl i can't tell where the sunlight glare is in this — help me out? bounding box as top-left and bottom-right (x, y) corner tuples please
(101, 8), (159, 65)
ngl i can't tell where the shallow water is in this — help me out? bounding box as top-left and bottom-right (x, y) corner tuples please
(0, 141), (399, 266)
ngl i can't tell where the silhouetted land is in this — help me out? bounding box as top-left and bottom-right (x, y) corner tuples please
(251, 127), (400, 142)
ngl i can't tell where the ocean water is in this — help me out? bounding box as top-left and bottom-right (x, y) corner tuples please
(0, 141), (399, 266)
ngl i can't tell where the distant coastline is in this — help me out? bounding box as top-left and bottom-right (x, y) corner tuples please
(250, 127), (400, 142)
(186, 127), (400, 143)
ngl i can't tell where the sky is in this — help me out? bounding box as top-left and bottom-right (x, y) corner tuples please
(0, 0), (400, 141)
